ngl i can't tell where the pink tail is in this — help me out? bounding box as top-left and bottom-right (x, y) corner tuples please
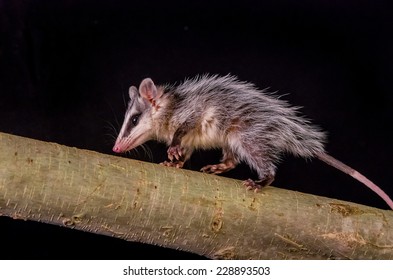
(317, 153), (393, 210)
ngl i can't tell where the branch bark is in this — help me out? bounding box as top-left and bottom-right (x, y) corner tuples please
(0, 132), (392, 259)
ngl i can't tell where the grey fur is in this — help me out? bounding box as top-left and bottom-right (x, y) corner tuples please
(114, 74), (326, 184)
(167, 74), (326, 158)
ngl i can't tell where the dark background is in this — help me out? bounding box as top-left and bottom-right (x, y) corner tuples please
(1, 0), (392, 259)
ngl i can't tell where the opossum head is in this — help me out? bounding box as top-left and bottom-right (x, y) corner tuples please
(113, 78), (163, 153)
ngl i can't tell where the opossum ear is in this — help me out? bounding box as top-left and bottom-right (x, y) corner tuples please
(128, 86), (138, 99)
(139, 78), (162, 106)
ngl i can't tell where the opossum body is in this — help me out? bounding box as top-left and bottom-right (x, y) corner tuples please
(113, 74), (393, 210)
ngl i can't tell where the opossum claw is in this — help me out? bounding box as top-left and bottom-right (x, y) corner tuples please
(243, 176), (274, 190)
(167, 144), (185, 162)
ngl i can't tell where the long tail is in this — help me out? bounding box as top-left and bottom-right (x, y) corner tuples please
(316, 152), (393, 210)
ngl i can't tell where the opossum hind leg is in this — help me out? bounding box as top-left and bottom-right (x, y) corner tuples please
(240, 141), (277, 190)
(200, 147), (238, 174)
(243, 176), (274, 190)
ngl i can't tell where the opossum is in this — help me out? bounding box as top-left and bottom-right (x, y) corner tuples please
(113, 74), (393, 210)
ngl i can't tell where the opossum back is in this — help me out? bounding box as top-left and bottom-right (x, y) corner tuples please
(169, 74), (326, 157)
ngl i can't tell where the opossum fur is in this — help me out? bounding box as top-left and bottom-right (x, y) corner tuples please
(113, 74), (393, 210)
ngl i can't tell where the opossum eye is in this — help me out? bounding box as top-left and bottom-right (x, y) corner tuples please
(131, 114), (141, 126)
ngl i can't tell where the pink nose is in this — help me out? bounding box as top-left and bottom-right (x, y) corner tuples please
(112, 145), (122, 153)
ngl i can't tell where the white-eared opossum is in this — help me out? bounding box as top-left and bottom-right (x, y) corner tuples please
(113, 74), (393, 210)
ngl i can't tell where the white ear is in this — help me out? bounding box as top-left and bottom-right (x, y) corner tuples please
(128, 86), (138, 99)
(139, 78), (162, 104)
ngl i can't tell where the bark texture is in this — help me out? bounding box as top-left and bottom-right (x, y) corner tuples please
(0, 132), (392, 259)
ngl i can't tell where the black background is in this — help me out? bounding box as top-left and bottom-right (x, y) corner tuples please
(1, 0), (392, 259)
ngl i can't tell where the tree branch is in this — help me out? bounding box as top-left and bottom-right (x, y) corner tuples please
(0, 132), (392, 259)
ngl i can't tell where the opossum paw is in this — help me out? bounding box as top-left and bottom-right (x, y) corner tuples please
(200, 162), (235, 174)
(243, 176), (274, 191)
(167, 145), (186, 161)
(160, 160), (184, 169)
(243, 179), (263, 191)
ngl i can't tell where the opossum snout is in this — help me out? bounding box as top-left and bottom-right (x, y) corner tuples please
(113, 139), (129, 153)
(112, 134), (146, 154)
(112, 144), (123, 153)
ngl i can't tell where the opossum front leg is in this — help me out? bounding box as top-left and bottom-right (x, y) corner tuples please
(200, 147), (238, 174)
(161, 123), (193, 168)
